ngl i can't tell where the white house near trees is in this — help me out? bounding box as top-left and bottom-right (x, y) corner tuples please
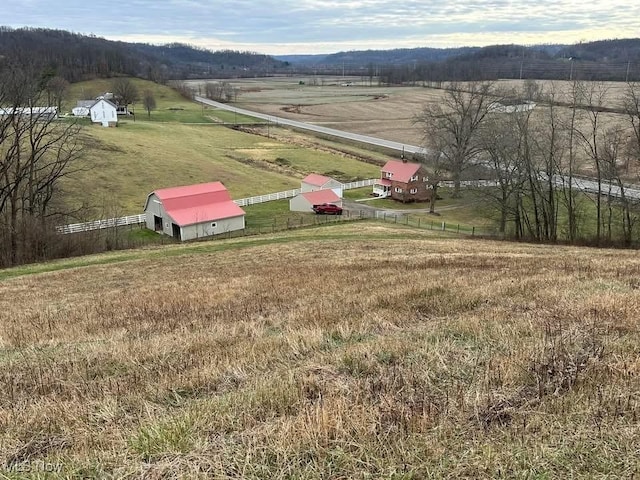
(89, 99), (118, 127)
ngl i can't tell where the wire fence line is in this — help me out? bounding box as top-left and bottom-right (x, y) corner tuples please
(205, 208), (498, 240)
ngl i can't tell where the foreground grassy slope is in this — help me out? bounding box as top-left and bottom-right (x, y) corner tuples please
(1, 223), (639, 477)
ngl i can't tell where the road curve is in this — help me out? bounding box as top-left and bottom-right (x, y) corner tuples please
(195, 96), (426, 156)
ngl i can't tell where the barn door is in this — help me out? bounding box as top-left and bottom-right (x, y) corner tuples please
(171, 223), (181, 241)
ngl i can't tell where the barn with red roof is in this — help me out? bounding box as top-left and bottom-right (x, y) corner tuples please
(144, 182), (245, 241)
(289, 189), (343, 213)
(373, 159), (431, 203)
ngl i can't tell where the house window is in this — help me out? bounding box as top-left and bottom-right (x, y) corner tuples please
(211, 222), (217, 228)
(395, 187), (403, 193)
(423, 177), (429, 182)
(410, 188), (417, 194)
(385, 172), (393, 178)
(410, 175), (418, 181)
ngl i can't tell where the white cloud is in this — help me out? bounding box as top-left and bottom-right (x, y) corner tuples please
(3, 0), (640, 54)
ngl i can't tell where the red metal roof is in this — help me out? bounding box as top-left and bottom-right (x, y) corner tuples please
(301, 189), (341, 205)
(376, 179), (392, 186)
(302, 173), (334, 187)
(150, 182), (245, 226)
(381, 160), (421, 183)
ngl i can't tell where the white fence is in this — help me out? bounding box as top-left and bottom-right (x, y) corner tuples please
(55, 179), (388, 235)
(233, 179), (378, 207)
(343, 178), (378, 189)
(56, 214), (146, 235)
(234, 189), (300, 207)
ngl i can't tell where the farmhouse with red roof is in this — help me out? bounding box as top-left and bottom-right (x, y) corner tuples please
(289, 189), (342, 212)
(300, 173), (343, 197)
(373, 159), (431, 202)
(144, 182), (245, 241)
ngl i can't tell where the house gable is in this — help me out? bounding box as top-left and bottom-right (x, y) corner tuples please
(89, 99), (118, 126)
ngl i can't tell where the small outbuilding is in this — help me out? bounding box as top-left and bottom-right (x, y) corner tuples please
(300, 173), (343, 197)
(0, 106), (58, 121)
(89, 99), (118, 127)
(290, 189), (342, 213)
(144, 182), (245, 241)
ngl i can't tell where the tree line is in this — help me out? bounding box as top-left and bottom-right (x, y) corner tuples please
(0, 27), (286, 83)
(0, 55), (165, 267)
(415, 80), (640, 245)
(0, 60), (87, 266)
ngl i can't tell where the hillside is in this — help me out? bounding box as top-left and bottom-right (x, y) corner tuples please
(0, 27), (286, 82)
(282, 39), (640, 82)
(1, 222), (639, 477)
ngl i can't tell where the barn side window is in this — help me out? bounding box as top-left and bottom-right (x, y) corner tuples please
(211, 222), (217, 228)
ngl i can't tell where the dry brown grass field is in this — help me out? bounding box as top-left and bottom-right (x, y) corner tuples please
(201, 77), (637, 150)
(1, 222), (640, 477)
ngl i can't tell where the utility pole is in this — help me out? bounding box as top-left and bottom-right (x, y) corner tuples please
(569, 59), (574, 81)
(626, 61), (631, 83)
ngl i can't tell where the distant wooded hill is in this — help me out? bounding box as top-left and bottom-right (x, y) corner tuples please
(2, 27), (640, 84)
(0, 27), (286, 82)
(280, 39), (640, 82)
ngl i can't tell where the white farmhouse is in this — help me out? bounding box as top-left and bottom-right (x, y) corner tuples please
(89, 99), (118, 127)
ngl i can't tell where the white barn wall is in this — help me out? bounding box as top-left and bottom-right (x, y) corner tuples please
(145, 193), (174, 236)
(289, 195), (314, 212)
(180, 215), (245, 241)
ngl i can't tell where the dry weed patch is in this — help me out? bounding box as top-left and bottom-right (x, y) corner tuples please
(1, 225), (639, 476)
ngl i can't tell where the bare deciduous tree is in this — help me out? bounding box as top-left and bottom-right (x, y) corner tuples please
(477, 109), (528, 234)
(142, 89), (156, 118)
(112, 77), (139, 109)
(574, 82), (609, 243)
(0, 62), (85, 266)
(204, 81), (237, 102)
(45, 75), (70, 113)
(415, 81), (495, 197)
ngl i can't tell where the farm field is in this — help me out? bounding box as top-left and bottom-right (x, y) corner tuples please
(62, 79), (381, 215)
(1, 222), (640, 477)
(192, 76), (638, 152)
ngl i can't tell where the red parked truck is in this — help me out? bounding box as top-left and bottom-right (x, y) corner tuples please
(312, 203), (343, 215)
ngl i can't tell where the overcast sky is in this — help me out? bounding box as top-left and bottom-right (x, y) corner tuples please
(5, 0), (640, 55)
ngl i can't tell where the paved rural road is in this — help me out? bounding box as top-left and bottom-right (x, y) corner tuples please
(196, 96), (640, 201)
(552, 175), (640, 201)
(195, 96), (427, 156)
